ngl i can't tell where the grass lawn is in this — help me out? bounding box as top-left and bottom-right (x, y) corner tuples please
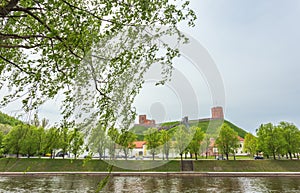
(0, 158), (300, 172)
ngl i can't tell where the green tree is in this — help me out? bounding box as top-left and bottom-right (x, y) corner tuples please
(243, 133), (258, 157)
(278, 121), (300, 159)
(44, 127), (60, 159)
(144, 127), (161, 160)
(21, 125), (40, 158)
(215, 123), (239, 160)
(202, 134), (212, 159)
(36, 126), (45, 158)
(188, 126), (204, 160)
(4, 124), (28, 158)
(118, 130), (136, 160)
(160, 129), (171, 160)
(69, 128), (84, 159)
(89, 124), (107, 160)
(0, 131), (4, 156)
(256, 123), (285, 160)
(59, 127), (70, 159)
(107, 127), (119, 160)
(0, 0), (196, 139)
(174, 125), (191, 161)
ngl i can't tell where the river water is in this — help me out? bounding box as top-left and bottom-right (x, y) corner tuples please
(0, 175), (299, 192)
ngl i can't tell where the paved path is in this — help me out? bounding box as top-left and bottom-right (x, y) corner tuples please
(1, 172), (300, 177)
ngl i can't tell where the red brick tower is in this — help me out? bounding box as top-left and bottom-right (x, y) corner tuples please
(139, 115), (146, 124)
(211, 106), (224, 119)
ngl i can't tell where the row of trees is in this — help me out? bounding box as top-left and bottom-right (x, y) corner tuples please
(0, 115), (84, 159)
(244, 122), (300, 160)
(3, 116), (298, 161)
(144, 126), (205, 160)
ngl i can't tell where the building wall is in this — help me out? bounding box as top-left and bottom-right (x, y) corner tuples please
(211, 107), (224, 119)
(138, 115), (155, 125)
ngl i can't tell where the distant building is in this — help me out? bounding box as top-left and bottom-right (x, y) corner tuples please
(138, 115), (155, 125)
(181, 116), (188, 125)
(211, 106), (224, 119)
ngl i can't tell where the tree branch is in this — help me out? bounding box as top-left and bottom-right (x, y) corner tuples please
(0, 33), (56, 40)
(0, 0), (19, 16)
(0, 55), (33, 74)
(0, 44), (41, 49)
(21, 8), (82, 59)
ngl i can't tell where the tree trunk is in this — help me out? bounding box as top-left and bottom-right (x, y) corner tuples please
(289, 152), (292, 160)
(195, 153), (198, 160)
(226, 153), (229, 160)
(273, 152), (276, 160)
(180, 153), (183, 161)
(152, 153), (155, 160)
(205, 152), (208, 159)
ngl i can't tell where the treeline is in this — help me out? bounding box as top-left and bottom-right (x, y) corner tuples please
(1, 112), (298, 161)
(0, 118), (84, 159)
(244, 121), (300, 160)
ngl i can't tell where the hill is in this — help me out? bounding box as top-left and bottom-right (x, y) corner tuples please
(131, 119), (248, 139)
(0, 111), (22, 126)
(0, 112), (23, 134)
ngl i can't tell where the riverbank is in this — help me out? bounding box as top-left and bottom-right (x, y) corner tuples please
(1, 171), (300, 177)
(1, 158), (300, 173)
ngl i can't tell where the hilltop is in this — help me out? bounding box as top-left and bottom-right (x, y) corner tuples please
(131, 119), (248, 141)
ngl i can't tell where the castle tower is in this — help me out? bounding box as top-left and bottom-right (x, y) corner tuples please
(139, 115), (146, 124)
(211, 106), (224, 119)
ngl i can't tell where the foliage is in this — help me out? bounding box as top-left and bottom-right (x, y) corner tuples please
(243, 133), (258, 157)
(117, 130), (136, 160)
(69, 128), (84, 159)
(4, 124), (28, 157)
(256, 123), (285, 160)
(0, 0), (196, 139)
(20, 125), (39, 158)
(174, 125), (191, 160)
(0, 123), (12, 134)
(215, 123), (239, 160)
(44, 127), (60, 158)
(188, 126), (204, 160)
(89, 124), (107, 160)
(279, 121), (300, 159)
(59, 126), (70, 159)
(144, 127), (161, 160)
(107, 127), (119, 159)
(201, 134), (212, 159)
(256, 122), (300, 160)
(0, 111), (22, 126)
(160, 129), (171, 160)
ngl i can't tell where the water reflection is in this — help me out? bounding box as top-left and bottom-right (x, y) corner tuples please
(0, 175), (299, 192)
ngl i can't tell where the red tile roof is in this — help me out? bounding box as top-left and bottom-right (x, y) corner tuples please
(133, 141), (146, 148)
(238, 136), (244, 141)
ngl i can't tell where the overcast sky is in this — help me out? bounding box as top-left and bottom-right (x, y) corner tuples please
(2, 1), (300, 134)
(135, 0), (300, 133)
(182, 0), (300, 133)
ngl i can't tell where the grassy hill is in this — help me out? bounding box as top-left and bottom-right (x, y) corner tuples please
(131, 119), (248, 140)
(0, 112), (23, 134)
(0, 111), (22, 126)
